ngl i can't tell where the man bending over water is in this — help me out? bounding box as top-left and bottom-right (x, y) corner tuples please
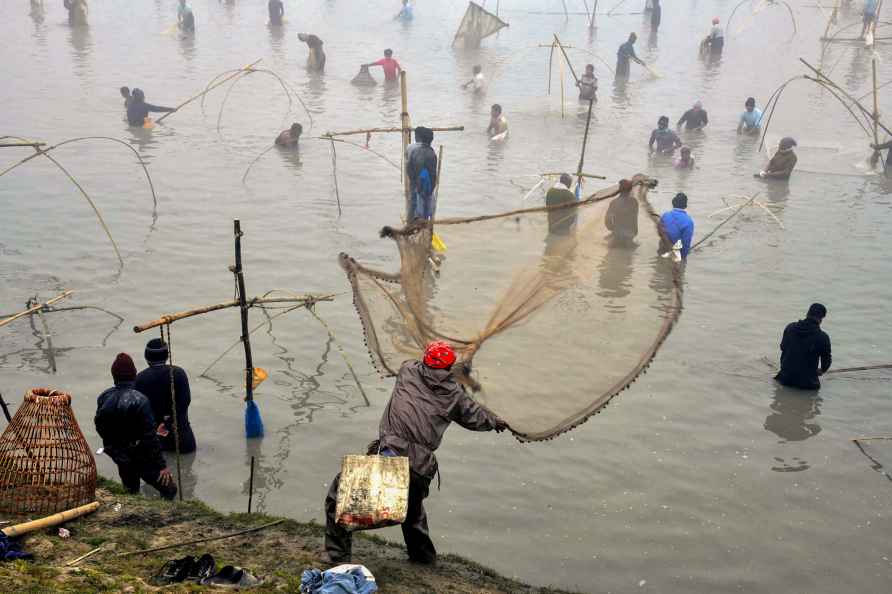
(126, 89), (175, 127)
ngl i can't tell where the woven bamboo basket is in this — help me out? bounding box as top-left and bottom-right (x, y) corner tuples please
(0, 388), (97, 514)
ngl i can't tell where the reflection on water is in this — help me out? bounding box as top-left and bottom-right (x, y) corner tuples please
(765, 384), (822, 472)
(67, 24), (92, 78)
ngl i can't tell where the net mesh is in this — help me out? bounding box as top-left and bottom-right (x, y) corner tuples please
(452, 1), (509, 48)
(340, 175), (683, 442)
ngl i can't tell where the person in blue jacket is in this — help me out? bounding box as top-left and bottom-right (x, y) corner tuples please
(659, 193), (695, 259)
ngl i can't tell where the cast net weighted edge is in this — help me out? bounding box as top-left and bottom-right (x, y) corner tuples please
(340, 175), (683, 442)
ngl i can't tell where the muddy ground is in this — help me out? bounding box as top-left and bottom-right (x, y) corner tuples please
(0, 479), (579, 593)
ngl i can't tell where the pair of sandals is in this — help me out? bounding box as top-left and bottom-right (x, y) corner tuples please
(152, 554), (262, 588)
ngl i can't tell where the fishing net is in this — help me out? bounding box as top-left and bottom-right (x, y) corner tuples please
(452, 1), (509, 48)
(340, 175), (683, 442)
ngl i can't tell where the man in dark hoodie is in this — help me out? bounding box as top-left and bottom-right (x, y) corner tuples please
(324, 341), (508, 564)
(134, 338), (197, 454)
(775, 303), (832, 390)
(95, 353), (177, 499)
(406, 126), (438, 220)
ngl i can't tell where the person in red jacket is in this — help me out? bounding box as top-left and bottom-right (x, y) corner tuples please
(364, 49), (401, 82)
(324, 342), (508, 564)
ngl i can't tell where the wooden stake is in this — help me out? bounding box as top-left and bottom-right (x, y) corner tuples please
(117, 519), (284, 557)
(233, 220), (254, 406)
(132, 294), (335, 333)
(248, 456), (255, 514)
(401, 71), (412, 221)
(0, 291), (73, 329)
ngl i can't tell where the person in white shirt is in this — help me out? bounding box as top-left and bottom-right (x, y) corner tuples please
(462, 65), (487, 95)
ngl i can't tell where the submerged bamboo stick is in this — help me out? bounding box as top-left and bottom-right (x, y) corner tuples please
(156, 59), (263, 124)
(541, 171), (607, 179)
(132, 294), (336, 333)
(30, 297), (57, 373)
(0, 142), (46, 148)
(0, 291), (73, 329)
(2, 502), (99, 537)
(827, 364), (892, 374)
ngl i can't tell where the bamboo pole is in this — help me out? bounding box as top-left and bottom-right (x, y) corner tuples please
(156, 59), (263, 124)
(321, 126), (463, 138)
(872, 57), (885, 171)
(2, 502), (99, 537)
(117, 519), (284, 557)
(233, 220), (255, 407)
(329, 137), (342, 216)
(132, 294), (335, 333)
(0, 142), (46, 148)
(827, 363), (892, 374)
(247, 456), (255, 514)
(542, 171), (606, 179)
(560, 50), (566, 119)
(65, 546), (103, 566)
(0, 291), (73, 329)
(28, 297), (57, 373)
(162, 324), (183, 501)
(576, 97), (596, 191)
(823, 0), (838, 40)
(401, 71), (412, 221)
(548, 41), (556, 95)
(553, 34), (580, 84)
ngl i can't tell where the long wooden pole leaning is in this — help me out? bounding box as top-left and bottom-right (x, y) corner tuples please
(132, 295), (334, 333)
(117, 519), (284, 557)
(156, 59), (263, 124)
(553, 34), (580, 84)
(233, 220), (254, 408)
(576, 96), (596, 192)
(0, 290), (73, 329)
(2, 502), (99, 537)
(401, 71), (412, 221)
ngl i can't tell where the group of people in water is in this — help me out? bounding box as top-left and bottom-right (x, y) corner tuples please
(47, 0), (848, 573)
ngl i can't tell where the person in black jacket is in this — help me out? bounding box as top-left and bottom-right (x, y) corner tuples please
(135, 338), (197, 454)
(126, 88), (175, 127)
(775, 303), (832, 390)
(95, 353), (176, 499)
(406, 126), (438, 220)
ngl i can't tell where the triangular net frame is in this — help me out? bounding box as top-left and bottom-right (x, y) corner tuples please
(0, 388), (97, 513)
(452, 1), (509, 48)
(340, 175), (683, 442)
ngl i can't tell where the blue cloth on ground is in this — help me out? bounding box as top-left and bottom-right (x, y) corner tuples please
(0, 534), (33, 561)
(300, 566), (378, 594)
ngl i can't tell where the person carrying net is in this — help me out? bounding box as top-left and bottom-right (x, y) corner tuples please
(323, 342), (508, 565)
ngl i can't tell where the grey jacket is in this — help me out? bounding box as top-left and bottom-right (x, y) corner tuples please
(378, 360), (499, 478)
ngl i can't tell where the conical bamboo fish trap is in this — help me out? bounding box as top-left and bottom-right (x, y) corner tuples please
(0, 388), (96, 514)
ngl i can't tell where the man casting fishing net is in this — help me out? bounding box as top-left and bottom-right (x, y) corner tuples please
(323, 341), (508, 564)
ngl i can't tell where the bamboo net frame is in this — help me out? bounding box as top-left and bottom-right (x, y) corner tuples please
(0, 388), (97, 514)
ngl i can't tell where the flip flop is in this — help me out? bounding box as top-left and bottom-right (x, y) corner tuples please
(150, 555), (195, 585)
(201, 565), (263, 588)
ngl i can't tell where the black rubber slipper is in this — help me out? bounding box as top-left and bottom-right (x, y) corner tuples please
(150, 555), (195, 585)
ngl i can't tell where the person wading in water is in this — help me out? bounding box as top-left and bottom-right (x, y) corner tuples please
(323, 341), (508, 564)
(775, 304), (832, 390)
